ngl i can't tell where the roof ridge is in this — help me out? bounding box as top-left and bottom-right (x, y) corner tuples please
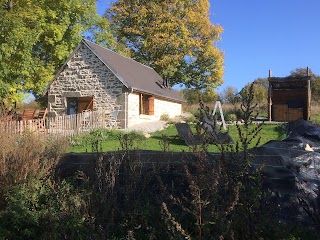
(82, 39), (154, 70)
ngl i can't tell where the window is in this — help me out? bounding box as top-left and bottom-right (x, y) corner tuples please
(67, 96), (93, 115)
(139, 94), (154, 115)
(67, 98), (78, 115)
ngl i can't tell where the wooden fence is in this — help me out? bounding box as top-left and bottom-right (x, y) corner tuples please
(0, 111), (116, 137)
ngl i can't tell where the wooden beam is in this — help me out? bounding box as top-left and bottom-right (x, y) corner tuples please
(140, 94), (143, 115)
(268, 70), (272, 121)
(308, 67), (311, 120)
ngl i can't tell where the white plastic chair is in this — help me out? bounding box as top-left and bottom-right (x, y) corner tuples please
(82, 110), (91, 130)
(108, 110), (119, 129)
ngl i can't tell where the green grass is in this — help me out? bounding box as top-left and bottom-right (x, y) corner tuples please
(69, 123), (286, 153)
(310, 114), (320, 124)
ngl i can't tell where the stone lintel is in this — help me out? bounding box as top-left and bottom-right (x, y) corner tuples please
(62, 91), (81, 97)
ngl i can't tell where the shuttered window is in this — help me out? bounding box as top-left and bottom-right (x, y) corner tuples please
(67, 96), (94, 115)
(139, 94), (154, 115)
(148, 96), (154, 115)
(77, 96), (94, 113)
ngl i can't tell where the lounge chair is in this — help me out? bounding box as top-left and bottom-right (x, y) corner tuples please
(202, 116), (233, 144)
(175, 123), (204, 146)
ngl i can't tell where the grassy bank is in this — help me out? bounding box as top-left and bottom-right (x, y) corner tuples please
(70, 122), (286, 153)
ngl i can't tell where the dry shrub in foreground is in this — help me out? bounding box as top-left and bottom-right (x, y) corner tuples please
(0, 130), (69, 190)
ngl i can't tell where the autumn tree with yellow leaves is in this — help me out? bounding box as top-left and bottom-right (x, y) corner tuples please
(106, 0), (224, 91)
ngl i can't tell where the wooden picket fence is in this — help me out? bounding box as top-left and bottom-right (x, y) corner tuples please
(0, 111), (116, 137)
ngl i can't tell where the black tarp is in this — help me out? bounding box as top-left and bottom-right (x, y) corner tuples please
(249, 120), (320, 228)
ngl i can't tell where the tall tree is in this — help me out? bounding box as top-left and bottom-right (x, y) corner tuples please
(0, 0), (119, 110)
(182, 88), (218, 104)
(289, 67), (320, 102)
(239, 78), (268, 107)
(106, 0), (224, 91)
(289, 67), (312, 78)
(220, 86), (239, 104)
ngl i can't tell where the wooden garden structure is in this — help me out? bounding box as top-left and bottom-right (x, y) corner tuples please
(268, 70), (311, 122)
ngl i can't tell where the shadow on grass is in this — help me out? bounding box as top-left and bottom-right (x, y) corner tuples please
(151, 135), (187, 146)
(274, 124), (287, 140)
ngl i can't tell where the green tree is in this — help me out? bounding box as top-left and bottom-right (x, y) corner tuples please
(289, 67), (320, 102)
(106, 0), (224, 91)
(220, 86), (239, 104)
(252, 78), (268, 106)
(0, 0), (119, 110)
(253, 77), (269, 91)
(239, 79), (268, 107)
(182, 88), (218, 104)
(289, 67), (311, 78)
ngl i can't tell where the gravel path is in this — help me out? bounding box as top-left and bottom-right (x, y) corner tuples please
(125, 120), (167, 133)
(124, 112), (192, 133)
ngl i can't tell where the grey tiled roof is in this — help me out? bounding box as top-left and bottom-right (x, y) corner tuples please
(83, 39), (185, 103)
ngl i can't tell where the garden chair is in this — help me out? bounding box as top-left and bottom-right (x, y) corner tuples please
(175, 123), (204, 146)
(107, 109), (119, 129)
(21, 109), (36, 121)
(81, 110), (92, 130)
(1, 114), (13, 122)
(36, 108), (47, 128)
(37, 108), (47, 119)
(202, 116), (233, 144)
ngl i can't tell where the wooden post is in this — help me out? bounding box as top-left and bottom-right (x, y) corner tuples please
(268, 70), (272, 121)
(306, 67), (311, 120)
(307, 79), (311, 120)
(140, 94), (143, 115)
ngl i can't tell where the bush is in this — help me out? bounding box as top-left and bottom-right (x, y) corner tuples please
(0, 177), (89, 240)
(160, 113), (170, 121)
(186, 114), (197, 123)
(0, 131), (78, 239)
(226, 113), (237, 122)
(118, 131), (146, 151)
(71, 128), (147, 152)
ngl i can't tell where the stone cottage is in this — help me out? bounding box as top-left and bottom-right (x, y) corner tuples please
(46, 39), (185, 129)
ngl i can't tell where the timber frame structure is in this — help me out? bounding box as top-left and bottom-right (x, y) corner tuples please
(268, 70), (311, 122)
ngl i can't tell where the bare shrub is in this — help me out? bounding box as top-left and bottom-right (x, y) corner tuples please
(160, 113), (170, 121)
(159, 83), (265, 239)
(0, 131), (69, 196)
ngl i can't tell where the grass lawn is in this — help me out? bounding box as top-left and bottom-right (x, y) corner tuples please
(70, 122), (286, 153)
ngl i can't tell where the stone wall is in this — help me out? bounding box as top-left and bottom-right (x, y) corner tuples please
(48, 43), (124, 119)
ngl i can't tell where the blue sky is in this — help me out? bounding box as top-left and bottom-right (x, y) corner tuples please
(96, 0), (320, 92)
